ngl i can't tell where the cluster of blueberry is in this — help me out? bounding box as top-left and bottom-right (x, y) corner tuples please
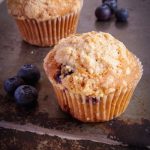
(95, 0), (129, 22)
(4, 64), (40, 107)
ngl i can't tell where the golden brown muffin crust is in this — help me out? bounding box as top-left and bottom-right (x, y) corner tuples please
(7, 0), (82, 21)
(44, 32), (142, 97)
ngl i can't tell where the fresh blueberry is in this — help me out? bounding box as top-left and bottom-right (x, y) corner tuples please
(104, 0), (117, 13)
(115, 8), (129, 22)
(95, 4), (112, 21)
(4, 76), (25, 95)
(14, 85), (38, 106)
(17, 64), (41, 85)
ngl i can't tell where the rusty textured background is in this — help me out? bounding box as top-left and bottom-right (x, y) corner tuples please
(0, 0), (150, 149)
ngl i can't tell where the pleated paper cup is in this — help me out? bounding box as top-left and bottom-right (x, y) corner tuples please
(49, 57), (143, 122)
(15, 11), (80, 47)
(52, 85), (134, 122)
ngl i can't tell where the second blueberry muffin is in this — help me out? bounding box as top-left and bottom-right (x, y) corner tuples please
(7, 0), (83, 46)
(44, 31), (143, 122)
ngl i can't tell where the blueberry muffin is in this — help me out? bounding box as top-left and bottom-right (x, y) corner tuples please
(7, 0), (83, 46)
(43, 31), (143, 122)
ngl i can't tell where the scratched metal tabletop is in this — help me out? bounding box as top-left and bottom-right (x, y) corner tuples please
(0, 0), (150, 149)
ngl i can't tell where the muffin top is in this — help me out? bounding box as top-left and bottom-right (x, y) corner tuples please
(7, 0), (82, 21)
(44, 31), (142, 97)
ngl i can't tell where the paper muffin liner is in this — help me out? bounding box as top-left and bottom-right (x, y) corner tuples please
(52, 85), (135, 122)
(15, 11), (80, 47)
(48, 56), (143, 122)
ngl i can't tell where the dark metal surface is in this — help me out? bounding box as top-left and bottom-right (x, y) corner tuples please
(0, 0), (150, 149)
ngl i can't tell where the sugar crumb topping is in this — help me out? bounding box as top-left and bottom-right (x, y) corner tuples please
(55, 31), (128, 75)
(7, 0), (82, 20)
(44, 31), (142, 97)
